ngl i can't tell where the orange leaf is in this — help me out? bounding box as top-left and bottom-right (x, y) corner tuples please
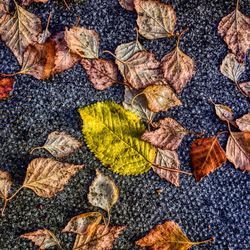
(0, 78), (14, 100)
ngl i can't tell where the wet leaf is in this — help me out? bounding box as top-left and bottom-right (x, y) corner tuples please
(0, 2), (42, 64)
(118, 0), (135, 11)
(143, 83), (182, 112)
(236, 113), (250, 132)
(21, 229), (61, 250)
(141, 118), (187, 150)
(0, 170), (12, 200)
(136, 220), (212, 249)
(226, 132), (250, 171)
(22, 0), (49, 6)
(0, 78), (14, 100)
(218, 1), (250, 62)
(213, 103), (234, 122)
(81, 58), (118, 90)
(134, 0), (176, 39)
(191, 137), (227, 181)
(23, 158), (83, 197)
(73, 225), (126, 250)
(31, 131), (82, 158)
(154, 149), (180, 187)
(220, 53), (245, 82)
(88, 170), (119, 212)
(239, 81), (250, 97)
(65, 26), (99, 59)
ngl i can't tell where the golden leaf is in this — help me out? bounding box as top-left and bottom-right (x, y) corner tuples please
(236, 113), (250, 132)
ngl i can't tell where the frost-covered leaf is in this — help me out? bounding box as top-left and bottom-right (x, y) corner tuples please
(81, 58), (118, 90)
(65, 26), (99, 59)
(191, 137), (227, 181)
(23, 158), (83, 197)
(78, 101), (156, 175)
(0, 170), (12, 200)
(134, 0), (176, 39)
(239, 81), (250, 97)
(118, 0), (135, 11)
(141, 118), (187, 150)
(0, 78), (14, 100)
(213, 102), (234, 122)
(88, 170), (119, 212)
(236, 113), (250, 132)
(31, 131), (82, 158)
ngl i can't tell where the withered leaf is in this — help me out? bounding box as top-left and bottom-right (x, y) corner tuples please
(226, 132), (250, 171)
(213, 102), (234, 122)
(143, 83), (182, 112)
(154, 149), (180, 187)
(236, 113), (250, 132)
(31, 131), (82, 158)
(0, 0), (9, 19)
(0, 170), (12, 200)
(123, 86), (155, 123)
(0, 78), (14, 100)
(191, 137), (227, 181)
(81, 58), (118, 90)
(141, 118), (187, 150)
(88, 170), (119, 213)
(22, 0), (49, 6)
(21, 229), (61, 250)
(65, 26), (99, 59)
(218, 2), (250, 62)
(136, 220), (212, 250)
(73, 225), (126, 250)
(239, 82), (250, 97)
(23, 158), (83, 197)
(220, 53), (245, 82)
(118, 0), (135, 11)
(0, 2), (42, 64)
(134, 0), (176, 39)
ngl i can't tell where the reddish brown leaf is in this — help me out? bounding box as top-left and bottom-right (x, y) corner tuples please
(81, 58), (118, 90)
(21, 0), (49, 6)
(236, 113), (250, 132)
(239, 82), (250, 97)
(118, 0), (135, 11)
(191, 137), (227, 181)
(0, 78), (14, 100)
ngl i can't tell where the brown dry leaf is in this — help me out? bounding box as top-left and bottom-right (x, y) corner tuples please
(226, 132), (250, 171)
(220, 53), (245, 82)
(141, 118), (187, 150)
(31, 131), (82, 158)
(143, 83), (182, 112)
(22, 0), (49, 6)
(239, 82), (250, 97)
(73, 225), (126, 250)
(0, 2), (42, 64)
(218, 1), (250, 62)
(81, 58), (118, 90)
(118, 0), (135, 11)
(0, 170), (12, 200)
(236, 113), (250, 132)
(88, 170), (119, 213)
(23, 158), (83, 197)
(65, 26), (99, 59)
(21, 229), (61, 250)
(191, 137), (227, 181)
(213, 103), (234, 122)
(154, 149), (180, 187)
(0, 0), (9, 18)
(0, 78), (14, 100)
(134, 0), (176, 39)
(136, 220), (212, 250)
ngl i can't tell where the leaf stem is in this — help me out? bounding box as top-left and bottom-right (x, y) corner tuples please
(102, 50), (127, 65)
(63, 0), (70, 10)
(176, 27), (189, 48)
(152, 164), (193, 176)
(7, 186), (24, 201)
(192, 237), (214, 245)
(1, 198), (8, 217)
(30, 146), (44, 154)
(236, 0), (240, 10)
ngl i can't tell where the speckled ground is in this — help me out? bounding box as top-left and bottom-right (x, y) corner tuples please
(0, 0), (249, 249)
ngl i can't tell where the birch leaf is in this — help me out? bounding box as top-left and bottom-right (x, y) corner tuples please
(134, 0), (176, 39)
(191, 137), (227, 181)
(0, 78), (14, 100)
(65, 26), (99, 59)
(78, 101), (156, 175)
(0, 2), (42, 64)
(0, 170), (12, 200)
(213, 103), (234, 122)
(239, 82), (250, 97)
(23, 158), (83, 197)
(236, 113), (250, 132)
(226, 132), (250, 171)
(118, 0), (135, 11)
(88, 170), (119, 212)
(141, 118), (187, 150)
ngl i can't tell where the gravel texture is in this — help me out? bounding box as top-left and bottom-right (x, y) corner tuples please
(0, 0), (249, 249)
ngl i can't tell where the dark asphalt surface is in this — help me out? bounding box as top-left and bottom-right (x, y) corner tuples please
(0, 0), (249, 249)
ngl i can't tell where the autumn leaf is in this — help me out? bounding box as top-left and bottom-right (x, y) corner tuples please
(22, 0), (49, 6)
(161, 31), (195, 94)
(21, 229), (62, 250)
(0, 78), (14, 100)
(81, 58), (118, 90)
(0, 170), (12, 201)
(31, 131), (82, 158)
(226, 132), (250, 171)
(0, 2), (42, 64)
(191, 137), (227, 181)
(134, 0), (176, 39)
(141, 118), (187, 150)
(136, 220), (213, 250)
(213, 102), (234, 122)
(0, 0), (9, 19)
(23, 158), (83, 197)
(73, 225), (126, 250)
(218, 0), (250, 62)
(239, 82), (250, 97)
(65, 26), (99, 59)
(88, 170), (119, 213)
(78, 101), (156, 175)
(118, 0), (135, 11)
(236, 113), (250, 132)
